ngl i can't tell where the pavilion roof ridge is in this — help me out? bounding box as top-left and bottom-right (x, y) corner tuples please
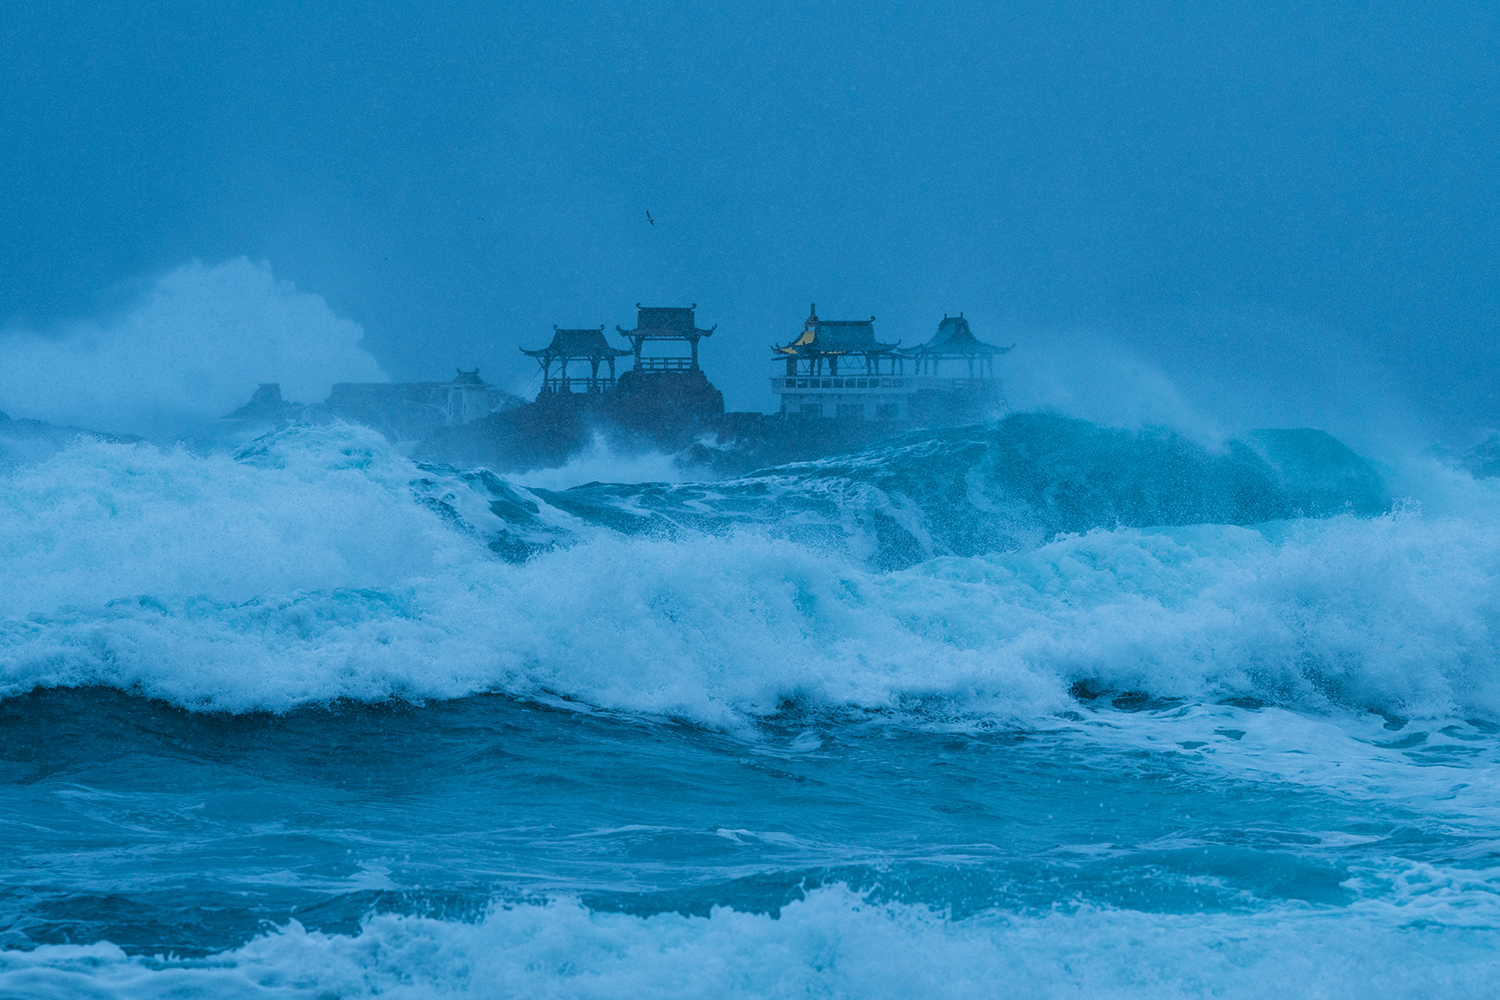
(772, 310), (899, 356)
(895, 312), (1013, 358)
(521, 325), (633, 359)
(617, 303), (716, 339)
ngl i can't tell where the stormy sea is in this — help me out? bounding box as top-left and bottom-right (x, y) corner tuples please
(3, 413), (1500, 998)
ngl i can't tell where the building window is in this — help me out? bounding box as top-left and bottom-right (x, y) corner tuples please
(837, 403), (865, 420)
(876, 403), (900, 420)
(800, 403), (824, 418)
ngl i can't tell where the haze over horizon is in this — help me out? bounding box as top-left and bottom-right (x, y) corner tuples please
(12, 8), (1500, 991)
(2, 2), (1495, 447)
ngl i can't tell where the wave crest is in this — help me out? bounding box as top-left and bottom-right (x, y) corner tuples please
(1, 419), (1492, 723)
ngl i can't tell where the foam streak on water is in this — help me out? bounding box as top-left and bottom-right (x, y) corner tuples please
(2, 420), (1500, 997)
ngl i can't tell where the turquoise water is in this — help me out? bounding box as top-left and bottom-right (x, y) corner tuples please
(2, 418), (1499, 997)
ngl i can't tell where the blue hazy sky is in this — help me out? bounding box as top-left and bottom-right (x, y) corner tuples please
(3, 1), (1496, 437)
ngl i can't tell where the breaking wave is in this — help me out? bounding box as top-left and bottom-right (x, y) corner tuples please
(4, 885), (1499, 1000)
(1, 417), (1495, 726)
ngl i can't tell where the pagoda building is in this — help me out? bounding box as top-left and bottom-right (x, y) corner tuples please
(771, 306), (1009, 422)
(773, 304), (902, 379)
(521, 326), (633, 394)
(771, 305), (908, 420)
(517, 305), (725, 422)
(897, 313), (1012, 378)
(615, 304), (717, 371)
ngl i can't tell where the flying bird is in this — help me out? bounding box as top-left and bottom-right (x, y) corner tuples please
(646, 211), (654, 225)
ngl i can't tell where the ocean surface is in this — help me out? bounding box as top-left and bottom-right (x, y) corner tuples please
(3, 415), (1500, 998)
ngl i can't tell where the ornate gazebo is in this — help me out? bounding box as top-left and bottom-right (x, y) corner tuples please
(897, 313), (1011, 378)
(772, 304), (901, 378)
(616, 305), (717, 372)
(521, 326), (633, 394)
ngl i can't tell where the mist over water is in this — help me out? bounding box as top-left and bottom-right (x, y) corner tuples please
(1004, 311), (1429, 458)
(0, 248), (1496, 998)
(0, 258), (386, 440)
(4, 370), (1500, 995)
(5, 3), (1500, 995)
(0, 255), (1442, 468)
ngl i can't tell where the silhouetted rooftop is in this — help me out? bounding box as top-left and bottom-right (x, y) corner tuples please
(899, 314), (1010, 358)
(522, 327), (633, 359)
(774, 305), (897, 356)
(617, 304), (716, 340)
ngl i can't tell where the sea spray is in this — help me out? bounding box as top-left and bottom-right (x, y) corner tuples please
(4, 417), (1500, 998)
(6, 886), (1500, 999)
(0, 421), (1492, 723)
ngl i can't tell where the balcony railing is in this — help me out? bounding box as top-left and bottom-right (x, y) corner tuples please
(540, 378), (614, 394)
(772, 377), (904, 392)
(771, 376), (998, 393)
(635, 357), (695, 371)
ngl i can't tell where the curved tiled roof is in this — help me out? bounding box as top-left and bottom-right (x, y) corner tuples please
(773, 305), (898, 356)
(617, 304), (716, 340)
(521, 326), (633, 359)
(899, 314), (1011, 358)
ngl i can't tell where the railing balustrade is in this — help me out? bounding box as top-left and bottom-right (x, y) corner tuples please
(771, 376), (997, 392)
(540, 377), (613, 394)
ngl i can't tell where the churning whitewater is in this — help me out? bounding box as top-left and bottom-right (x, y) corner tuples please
(4, 417), (1500, 998)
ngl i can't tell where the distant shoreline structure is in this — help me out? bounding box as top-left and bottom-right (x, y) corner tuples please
(771, 304), (1012, 423)
(221, 302), (1014, 475)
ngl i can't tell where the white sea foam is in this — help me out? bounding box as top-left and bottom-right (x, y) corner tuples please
(0, 424), (475, 613)
(7, 427), (1500, 997)
(2, 885), (1498, 999)
(505, 433), (690, 490)
(3, 425), (1500, 729)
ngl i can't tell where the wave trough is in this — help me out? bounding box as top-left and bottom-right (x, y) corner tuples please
(3, 415), (1499, 998)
